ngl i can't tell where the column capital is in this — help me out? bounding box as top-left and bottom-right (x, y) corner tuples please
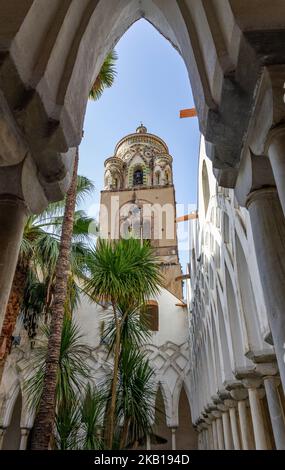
(263, 375), (281, 387)
(224, 399), (237, 409)
(217, 403), (228, 412)
(246, 186), (278, 209)
(242, 378), (263, 390)
(230, 388), (248, 401)
(217, 389), (232, 402)
(265, 124), (285, 154)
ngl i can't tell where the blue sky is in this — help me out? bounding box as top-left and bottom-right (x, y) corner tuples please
(79, 19), (200, 272)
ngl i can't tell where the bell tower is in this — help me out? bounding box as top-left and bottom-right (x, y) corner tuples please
(100, 125), (183, 299)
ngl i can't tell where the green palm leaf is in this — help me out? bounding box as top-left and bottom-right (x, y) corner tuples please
(89, 50), (118, 101)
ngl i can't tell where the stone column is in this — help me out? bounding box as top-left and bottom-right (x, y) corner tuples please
(225, 400), (241, 450)
(202, 427), (208, 450)
(263, 376), (285, 450)
(207, 423), (214, 449)
(197, 426), (203, 450)
(216, 418), (224, 450)
(211, 418), (218, 450)
(0, 196), (27, 332)
(146, 434), (151, 450)
(246, 188), (285, 391)
(245, 380), (268, 450)
(0, 427), (6, 450)
(237, 400), (255, 450)
(229, 387), (253, 450)
(221, 411), (234, 450)
(213, 412), (224, 450)
(267, 130), (285, 217)
(19, 427), (30, 450)
(171, 427), (177, 450)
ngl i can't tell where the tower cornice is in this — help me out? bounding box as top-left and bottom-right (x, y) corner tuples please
(114, 132), (169, 155)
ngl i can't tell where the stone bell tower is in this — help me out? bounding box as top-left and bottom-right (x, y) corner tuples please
(100, 124), (183, 299)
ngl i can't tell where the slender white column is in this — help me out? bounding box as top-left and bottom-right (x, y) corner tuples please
(207, 423), (214, 449)
(197, 428), (203, 450)
(171, 427), (177, 450)
(222, 411), (234, 450)
(247, 386), (268, 450)
(216, 417), (225, 450)
(212, 419), (218, 449)
(19, 428), (30, 450)
(146, 434), (151, 450)
(199, 430), (204, 450)
(263, 376), (285, 450)
(237, 400), (253, 450)
(224, 398), (241, 449)
(229, 406), (241, 450)
(246, 188), (285, 391)
(267, 130), (285, 217)
(203, 428), (209, 450)
(0, 427), (6, 450)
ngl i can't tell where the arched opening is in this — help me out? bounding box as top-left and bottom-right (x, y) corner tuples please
(153, 387), (171, 450)
(235, 234), (264, 353)
(202, 161), (210, 217)
(155, 171), (160, 186)
(216, 291), (234, 380)
(2, 392), (22, 450)
(176, 386), (198, 449)
(142, 300), (159, 332)
(133, 168), (144, 186)
(225, 265), (248, 368)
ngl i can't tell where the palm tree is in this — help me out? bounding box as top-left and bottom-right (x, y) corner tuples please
(0, 176), (94, 383)
(117, 345), (156, 449)
(85, 238), (163, 448)
(31, 51), (118, 450)
(26, 315), (92, 449)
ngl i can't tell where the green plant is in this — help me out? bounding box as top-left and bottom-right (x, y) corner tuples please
(85, 238), (163, 449)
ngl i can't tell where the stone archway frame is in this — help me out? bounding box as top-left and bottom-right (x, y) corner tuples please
(2, 0), (285, 212)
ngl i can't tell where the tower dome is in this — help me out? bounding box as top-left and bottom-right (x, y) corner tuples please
(104, 126), (173, 190)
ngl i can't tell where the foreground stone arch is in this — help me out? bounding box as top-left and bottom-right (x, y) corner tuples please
(1, 1), (285, 332)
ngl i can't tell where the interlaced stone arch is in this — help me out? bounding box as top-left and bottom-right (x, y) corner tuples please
(2, 0), (284, 213)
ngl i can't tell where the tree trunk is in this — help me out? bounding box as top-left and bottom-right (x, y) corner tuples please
(106, 302), (121, 449)
(31, 149), (79, 450)
(0, 256), (29, 384)
(120, 416), (131, 449)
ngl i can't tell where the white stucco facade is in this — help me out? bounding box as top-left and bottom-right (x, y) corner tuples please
(187, 137), (285, 450)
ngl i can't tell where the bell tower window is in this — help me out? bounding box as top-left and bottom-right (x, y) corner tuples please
(155, 172), (160, 185)
(133, 168), (143, 186)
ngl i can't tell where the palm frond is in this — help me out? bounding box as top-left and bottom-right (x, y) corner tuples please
(117, 346), (156, 448)
(79, 383), (106, 450)
(85, 238), (163, 305)
(24, 316), (91, 411)
(89, 50), (118, 101)
(102, 302), (151, 353)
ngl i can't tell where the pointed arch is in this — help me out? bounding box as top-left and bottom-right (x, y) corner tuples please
(202, 160), (210, 217)
(235, 232), (264, 353)
(224, 264), (247, 368)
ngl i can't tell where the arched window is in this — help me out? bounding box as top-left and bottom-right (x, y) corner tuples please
(155, 171), (160, 185)
(165, 170), (170, 185)
(133, 168), (143, 186)
(202, 161), (210, 216)
(142, 300), (159, 331)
